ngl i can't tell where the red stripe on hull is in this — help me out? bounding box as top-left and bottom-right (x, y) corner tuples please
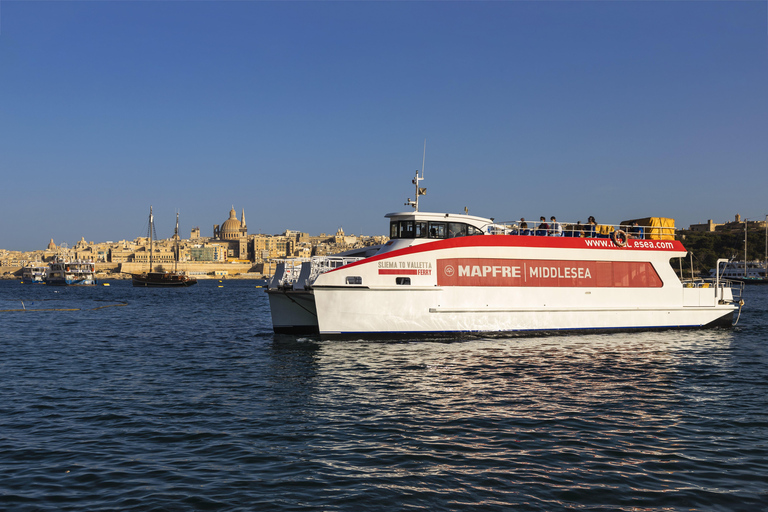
(437, 258), (662, 288)
(331, 235), (685, 274)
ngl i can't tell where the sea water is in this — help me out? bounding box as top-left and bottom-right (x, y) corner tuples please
(1, 280), (766, 511)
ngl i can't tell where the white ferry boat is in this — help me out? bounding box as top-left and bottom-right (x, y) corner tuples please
(45, 255), (98, 286)
(267, 173), (742, 338)
(21, 263), (48, 283)
(710, 260), (768, 284)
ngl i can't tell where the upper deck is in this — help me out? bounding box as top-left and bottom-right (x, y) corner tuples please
(382, 210), (680, 254)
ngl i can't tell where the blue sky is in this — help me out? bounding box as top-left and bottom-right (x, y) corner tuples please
(1, 1), (767, 252)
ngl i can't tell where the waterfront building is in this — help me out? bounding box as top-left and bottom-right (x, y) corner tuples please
(213, 206), (249, 260)
(1, 205), (389, 278)
(688, 214), (768, 233)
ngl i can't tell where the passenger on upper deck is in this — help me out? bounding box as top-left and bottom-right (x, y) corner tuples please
(520, 218), (529, 235)
(535, 216), (549, 236)
(569, 220), (584, 237)
(630, 222), (644, 239)
(586, 216), (597, 238)
(549, 216), (563, 237)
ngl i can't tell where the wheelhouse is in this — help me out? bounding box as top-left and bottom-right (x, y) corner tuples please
(389, 219), (485, 240)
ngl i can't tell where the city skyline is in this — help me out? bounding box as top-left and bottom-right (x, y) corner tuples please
(2, 1), (767, 252)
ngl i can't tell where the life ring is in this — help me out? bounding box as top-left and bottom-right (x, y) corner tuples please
(611, 229), (628, 247)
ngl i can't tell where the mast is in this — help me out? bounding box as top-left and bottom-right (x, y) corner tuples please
(744, 219), (747, 278)
(405, 140), (427, 212)
(149, 206), (154, 273)
(175, 212), (180, 273)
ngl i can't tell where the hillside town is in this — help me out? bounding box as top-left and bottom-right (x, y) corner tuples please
(2, 211), (765, 280)
(0, 206), (388, 279)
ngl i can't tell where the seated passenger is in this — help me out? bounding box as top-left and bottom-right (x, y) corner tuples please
(535, 216), (549, 236)
(630, 221), (644, 239)
(549, 216), (563, 237)
(569, 220), (584, 237)
(519, 217), (530, 235)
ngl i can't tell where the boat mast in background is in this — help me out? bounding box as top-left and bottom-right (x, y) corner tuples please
(744, 220), (748, 278)
(149, 206), (155, 274)
(174, 211), (180, 274)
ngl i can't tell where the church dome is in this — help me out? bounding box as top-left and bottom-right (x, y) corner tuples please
(220, 207), (242, 240)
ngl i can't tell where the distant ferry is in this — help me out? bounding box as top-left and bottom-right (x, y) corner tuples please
(267, 171), (743, 338)
(710, 260), (768, 284)
(45, 256), (97, 286)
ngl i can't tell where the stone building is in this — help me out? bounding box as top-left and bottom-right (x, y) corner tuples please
(689, 214), (768, 233)
(213, 207), (249, 260)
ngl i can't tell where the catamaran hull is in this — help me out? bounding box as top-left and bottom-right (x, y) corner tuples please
(312, 287), (735, 337)
(269, 286), (735, 338)
(267, 289), (319, 334)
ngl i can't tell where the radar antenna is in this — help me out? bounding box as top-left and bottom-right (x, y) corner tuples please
(405, 140), (427, 211)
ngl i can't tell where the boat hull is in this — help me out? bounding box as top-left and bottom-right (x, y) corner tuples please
(131, 272), (197, 287)
(46, 278), (98, 286)
(312, 287), (736, 338)
(267, 289), (319, 334)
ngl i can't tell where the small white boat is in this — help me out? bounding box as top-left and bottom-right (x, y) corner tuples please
(21, 263), (48, 284)
(710, 260), (768, 284)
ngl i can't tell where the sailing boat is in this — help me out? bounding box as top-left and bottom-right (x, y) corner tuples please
(131, 206), (198, 287)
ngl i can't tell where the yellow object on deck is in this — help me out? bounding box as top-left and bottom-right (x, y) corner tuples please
(621, 217), (675, 240)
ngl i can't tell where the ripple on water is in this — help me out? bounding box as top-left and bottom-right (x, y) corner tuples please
(0, 281), (767, 510)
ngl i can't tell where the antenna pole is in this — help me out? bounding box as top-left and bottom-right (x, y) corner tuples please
(421, 139), (426, 179)
(405, 140), (427, 212)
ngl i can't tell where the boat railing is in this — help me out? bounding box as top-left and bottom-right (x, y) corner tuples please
(491, 220), (675, 240)
(681, 276), (744, 304)
(268, 256), (364, 290)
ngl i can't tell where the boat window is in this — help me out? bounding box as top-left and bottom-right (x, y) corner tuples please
(467, 225), (484, 236)
(390, 220), (485, 239)
(402, 221), (416, 238)
(345, 276), (362, 285)
(447, 222), (467, 238)
(428, 222), (446, 239)
(389, 220), (429, 239)
(396, 277), (411, 285)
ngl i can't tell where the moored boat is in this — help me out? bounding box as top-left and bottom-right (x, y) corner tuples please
(131, 207), (197, 287)
(708, 218), (768, 284)
(709, 260), (768, 284)
(45, 256), (97, 286)
(267, 170), (743, 338)
(21, 263), (48, 284)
